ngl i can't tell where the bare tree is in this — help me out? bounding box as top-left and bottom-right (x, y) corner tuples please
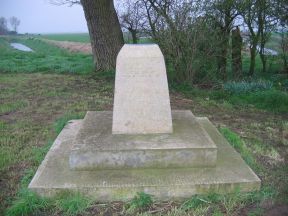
(205, 0), (241, 81)
(50, 0), (124, 71)
(0, 17), (8, 35)
(258, 0), (278, 73)
(118, 0), (146, 44)
(9, 16), (20, 33)
(140, 0), (221, 83)
(240, 0), (261, 76)
(240, 0), (278, 75)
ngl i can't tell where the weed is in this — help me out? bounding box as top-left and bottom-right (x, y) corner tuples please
(55, 191), (91, 216)
(54, 113), (84, 134)
(224, 80), (273, 94)
(32, 140), (53, 165)
(220, 127), (256, 169)
(126, 192), (153, 213)
(181, 195), (210, 210)
(0, 100), (28, 115)
(6, 189), (52, 216)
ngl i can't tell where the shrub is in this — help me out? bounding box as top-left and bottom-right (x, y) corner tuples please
(224, 80), (273, 94)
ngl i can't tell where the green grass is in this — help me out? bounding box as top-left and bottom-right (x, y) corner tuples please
(6, 189), (91, 216)
(55, 192), (92, 216)
(0, 100), (28, 115)
(241, 54), (282, 75)
(126, 192), (153, 213)
(228, 90), (288, 113)
(1, 73), (286, 216)
(40, 33), (90, 43)
(5, 113), (91, 216)
(6, 189), (52, 216)
(266, 32), (282, 53)
(173, 82), (288, 113)
(0, 36), (94, 74)
(220, 127), (257, 169)
(40, 33), (154, 45)
(54, 113), (85, 134)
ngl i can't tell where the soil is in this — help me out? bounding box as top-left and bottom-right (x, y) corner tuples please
(43, 39), (92, 54)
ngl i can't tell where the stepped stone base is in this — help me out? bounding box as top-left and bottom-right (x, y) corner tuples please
(70, 110), (217, 170)
(29, 112), (261, 201)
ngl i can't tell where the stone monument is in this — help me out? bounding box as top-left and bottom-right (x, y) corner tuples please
(29, 44), (260, 200)
(113, 45), (172, 134)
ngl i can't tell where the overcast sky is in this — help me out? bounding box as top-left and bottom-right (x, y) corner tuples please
(1, 0), (88, 34)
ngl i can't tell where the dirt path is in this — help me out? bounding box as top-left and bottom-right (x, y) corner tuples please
(43, 39), (92, 54)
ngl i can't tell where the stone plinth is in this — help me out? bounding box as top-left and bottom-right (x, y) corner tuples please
(69, 110), (217, 170)
(29, 112), (261, 201)
(112, 44), (172, 134)
(29, 44), (261, 201)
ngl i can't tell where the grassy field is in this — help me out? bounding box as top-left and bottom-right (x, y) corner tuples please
(0, 36), (287, 215)
(40, 32), (153, 44)
(40, 33), (91, 43)
(0, 36), (93, 74)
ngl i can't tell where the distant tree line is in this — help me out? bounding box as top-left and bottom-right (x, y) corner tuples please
(52, 0), (287, 82)
(0, 16), (20, 35)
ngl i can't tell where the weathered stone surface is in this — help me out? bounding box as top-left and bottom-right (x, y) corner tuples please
(112, 44), (172, 134)
(70, 110), (217, 170)
(29, 112), (261, 201)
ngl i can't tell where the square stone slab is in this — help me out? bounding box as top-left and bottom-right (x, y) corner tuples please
(69, 110), (217, 170)
(29, 112), (261, 201)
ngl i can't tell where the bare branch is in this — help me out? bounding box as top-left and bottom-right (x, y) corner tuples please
(49, 0), (81, 6)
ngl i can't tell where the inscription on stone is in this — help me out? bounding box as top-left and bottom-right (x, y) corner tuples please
(112, 44), (173, 134)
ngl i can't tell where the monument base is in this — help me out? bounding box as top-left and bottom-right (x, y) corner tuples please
(29, 111), (260, 201)
(70, 110), (217, 170)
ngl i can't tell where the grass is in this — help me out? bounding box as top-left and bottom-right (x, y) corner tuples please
(54, 113), (85, 134)
(0, 36), (94, 74)
(220, 127), (258, 170)
(0, 100), (28, 115)
(5, 112), (91, 216)
(40, 32), (154, 45)
(55, 192), (92, 216)
(40, 33), (91, 43)
(228, 90), (288, 113)
(173, 82), (288, 114)
(126, 192), (153, 213)
(0, 35), (287, 215)
(6, 189), (91, 216)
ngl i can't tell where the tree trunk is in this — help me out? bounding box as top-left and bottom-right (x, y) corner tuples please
(80, 0), (124, 71)
(217, 33), (229, 81)
(129, 29), (138, 44)
(249, 44), (257, 76)
(280, 32), (288, 73)
(232, 27), (243, 79)
(259, 51), (267, 73)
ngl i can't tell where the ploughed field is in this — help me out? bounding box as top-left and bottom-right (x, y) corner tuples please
(0, 36), (287, 216)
